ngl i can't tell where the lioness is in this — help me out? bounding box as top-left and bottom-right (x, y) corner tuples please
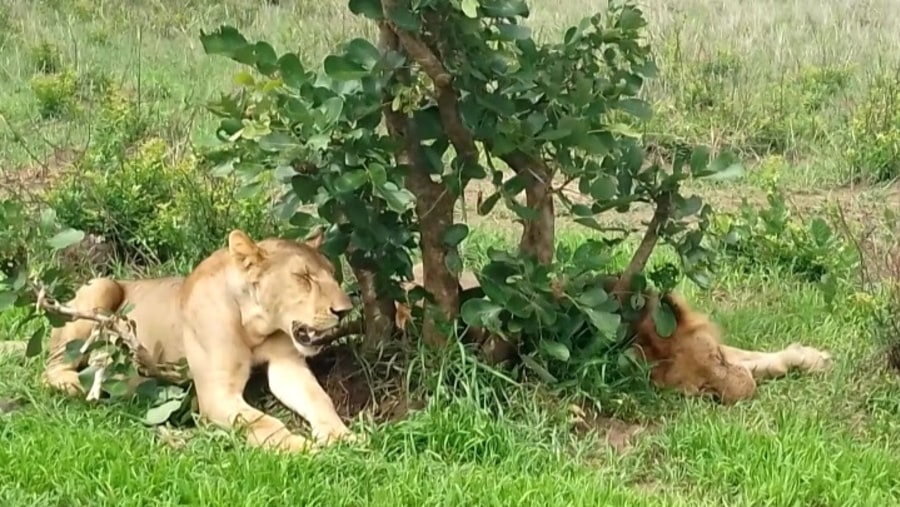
(43, 229), (359, 452)
(399, 264), (832, 404)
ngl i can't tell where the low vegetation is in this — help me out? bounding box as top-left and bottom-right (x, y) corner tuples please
(1, 0), (899, 505)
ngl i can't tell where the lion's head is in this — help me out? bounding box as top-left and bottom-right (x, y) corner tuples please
(227, 228), (353, 355)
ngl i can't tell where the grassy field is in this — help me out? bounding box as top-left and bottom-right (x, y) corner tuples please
(2, 0), (900, 505)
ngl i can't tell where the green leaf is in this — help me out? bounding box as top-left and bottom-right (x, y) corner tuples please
(289, 211), (318, 230)
(291, 174), (320, 202)
(199, 26), (248, 59)
(695, 152), (745, 181)
(373, 182), (415, 212)
(346, 38), (381, 69)
(143, 399), (184, 426)
(333, 169), (369, 193)
(63, 339), (85, 362)
(478, 192), (502, 215)
(47, 229), (84, 251)
(444, 250), (463, 276)
(481, 0), (529, 17)
(460, 298), (503, 329)
(78, 366), (100, 392)
(616, 98), (653, 121)
(258, 132), (299, 152)
(689, 146), (710, 174)
(387, 5), (420, 31)
(251, 41), (278, 74)
(368, 163), (388, 185)
(442, 224), (469, 247)
(25, 328), (42, 357)
(677, 195), (703, 217)
(0, 291), (16, 311)
(652, 301), (677, 338)
(583, 307), (621, 338)
(323, 55), (368, 81)
(574, 133), (613, 156)
(278, 53), (307, 89)
(460, 0), (479, 18)
(577, 287), (609, 307)
(617, 6), (647, 31)
(539, 341), (571, 362)
(589, 174), (618, 201)
(102, 379), (131, 398)
(703, 162), (744, 181)
(348, 0), (384, 20)
(321, 96), (344, 126)
(687, 270), (712, 290)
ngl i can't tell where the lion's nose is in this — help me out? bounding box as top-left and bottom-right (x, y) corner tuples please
(331, 307), (351, 320)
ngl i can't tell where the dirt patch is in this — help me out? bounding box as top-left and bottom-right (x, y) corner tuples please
(246, 343), (423, 429)
(0, 147), (80, 201)
(569, 403), (652, 454)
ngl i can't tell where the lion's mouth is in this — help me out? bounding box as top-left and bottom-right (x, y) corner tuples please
(291, 322), (339, 347)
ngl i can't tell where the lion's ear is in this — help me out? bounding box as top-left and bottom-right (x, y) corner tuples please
(304, 227), (325, 250)
(228, 229), (263, 273)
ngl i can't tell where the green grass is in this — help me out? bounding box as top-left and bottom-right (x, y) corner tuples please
(3, 229), (900, 505)
(2, 0), (900, 504)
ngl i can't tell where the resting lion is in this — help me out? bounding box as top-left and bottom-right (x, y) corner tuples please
(43, 229), (359, 452)
(399, 263), (832, 404)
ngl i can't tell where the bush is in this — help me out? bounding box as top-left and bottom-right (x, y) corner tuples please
(46, 136), (281, 267)
(30, 70), (78, 119)
(44, 84), (280, 267)
(843, 75), (900, 184)
(709, 177), (857, 303)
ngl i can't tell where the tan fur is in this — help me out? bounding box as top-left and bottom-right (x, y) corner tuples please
(401, 263), (832, 404)
(43, 229), (359, 453)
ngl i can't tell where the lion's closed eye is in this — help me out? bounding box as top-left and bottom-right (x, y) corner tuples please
(293, 272), (314, 288)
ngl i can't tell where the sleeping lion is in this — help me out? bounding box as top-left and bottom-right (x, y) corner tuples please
(399, 263), (833, 404)
(43, 229), (360, 453)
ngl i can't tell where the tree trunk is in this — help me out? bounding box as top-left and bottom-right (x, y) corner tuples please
(502, 152), (555, 265)
(350, 264), (397, 350)
(379, 22), (459, 348)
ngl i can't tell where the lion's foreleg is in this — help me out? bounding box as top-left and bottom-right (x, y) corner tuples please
(184, 329), (313, 453)
(266, 354), (356, 447)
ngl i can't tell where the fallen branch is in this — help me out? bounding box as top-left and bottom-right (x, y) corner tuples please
(33, 281), (190, 397)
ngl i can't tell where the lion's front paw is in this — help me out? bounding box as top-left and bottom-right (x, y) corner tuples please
(314, 425), (366, 448)
(787, 344), (833, 372)
(277, 434), (317, 454)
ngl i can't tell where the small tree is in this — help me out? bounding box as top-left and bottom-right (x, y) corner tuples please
(0, 0), (743, 412)
(199, 0), (739, 361)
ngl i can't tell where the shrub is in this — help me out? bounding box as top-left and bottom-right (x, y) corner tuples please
(709, 176), (857, 304)
(844, 75), (900, 184)
(30, 70), (78, 119)
(44, 83), (280, 267)
(46, 137), (280, 267)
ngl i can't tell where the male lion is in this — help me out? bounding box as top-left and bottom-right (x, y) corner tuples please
(398, 264), (832, 404)
(43, 229), (359, 452)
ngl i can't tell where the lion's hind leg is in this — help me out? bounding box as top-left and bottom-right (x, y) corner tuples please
(721, 343), (832, 381)
(43, 278), (125, 396)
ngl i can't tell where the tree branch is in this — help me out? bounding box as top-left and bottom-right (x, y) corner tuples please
(381, 0), (480, 169)
(611, 191), (673, 301)
(33, 282), (190, 390)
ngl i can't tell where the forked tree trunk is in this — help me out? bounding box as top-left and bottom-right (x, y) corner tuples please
(505, 153), (555, 265)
